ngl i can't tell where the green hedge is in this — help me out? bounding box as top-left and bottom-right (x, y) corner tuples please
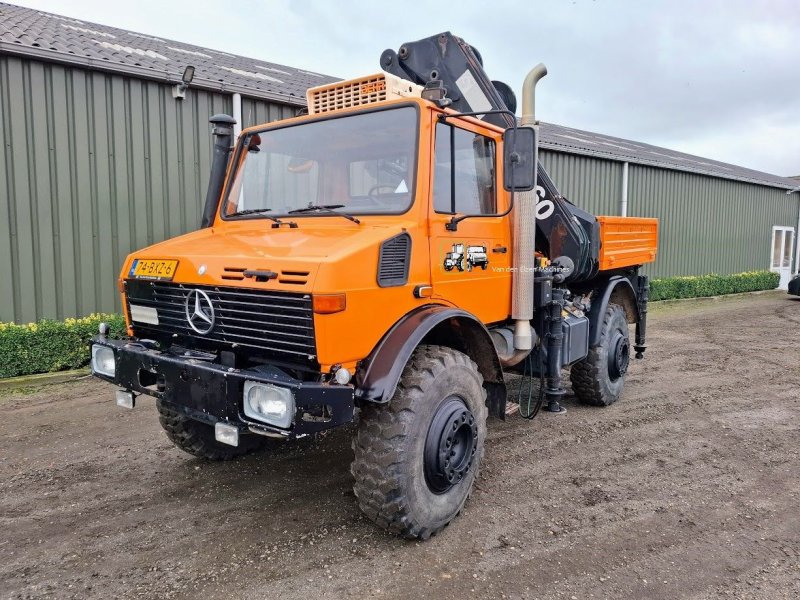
(649, 270), (779, 301)
(0, 314), (127, 379)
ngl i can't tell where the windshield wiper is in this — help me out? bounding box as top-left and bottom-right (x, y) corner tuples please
(228, 208), (297, 228)
(229, 207), (279, 218)
(288, 204), (361, 224)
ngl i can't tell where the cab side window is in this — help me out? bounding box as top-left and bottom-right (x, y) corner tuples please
(433, 123), (496, 215)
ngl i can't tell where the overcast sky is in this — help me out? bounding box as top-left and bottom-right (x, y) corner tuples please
(15, 0), (800, 176)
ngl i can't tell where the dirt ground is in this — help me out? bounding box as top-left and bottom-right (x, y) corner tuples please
(1, 292), (799, 600)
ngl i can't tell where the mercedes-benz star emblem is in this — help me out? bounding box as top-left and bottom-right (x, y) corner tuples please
(185, 289), (215, 334)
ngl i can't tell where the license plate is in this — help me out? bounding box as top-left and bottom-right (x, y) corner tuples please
(130, 259), (179, 281)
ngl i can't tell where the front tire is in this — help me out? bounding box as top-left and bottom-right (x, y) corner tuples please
(570, 302), (631, 406)
(351, 345), (488, 539)
(156, 400), (274, 460)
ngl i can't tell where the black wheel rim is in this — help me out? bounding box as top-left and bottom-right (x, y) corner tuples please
(424, 397), (478, 494)
(607, 330), (630, 380)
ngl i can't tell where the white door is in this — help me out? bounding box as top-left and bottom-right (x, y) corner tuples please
(771, 226), (795, 289)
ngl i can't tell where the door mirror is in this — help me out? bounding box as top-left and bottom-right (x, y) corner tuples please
(503, 126), (536, 191)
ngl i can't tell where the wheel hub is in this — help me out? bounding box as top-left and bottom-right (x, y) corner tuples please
(424, 398), (478, 494)
(608, 331), (630, 380)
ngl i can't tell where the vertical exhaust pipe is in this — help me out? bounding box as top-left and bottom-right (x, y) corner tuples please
(520, 64), (547, 127)
(201, 114), (237, 228)
(511, 64), (547, 351)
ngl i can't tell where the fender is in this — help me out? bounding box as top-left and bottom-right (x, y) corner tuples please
(355, 305), (507, 418)
(588, 276), (641, 347)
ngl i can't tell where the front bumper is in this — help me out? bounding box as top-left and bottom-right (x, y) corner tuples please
(91, 337), (354, 439)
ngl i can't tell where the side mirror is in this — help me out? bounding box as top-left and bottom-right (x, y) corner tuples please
(503, 126), (536, 191)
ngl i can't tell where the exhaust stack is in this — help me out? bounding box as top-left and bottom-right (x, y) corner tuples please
(511, 64), (547, 351)
(520, 63), (547, 127)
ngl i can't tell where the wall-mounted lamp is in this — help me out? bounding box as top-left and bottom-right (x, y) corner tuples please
(172, 65), (196, 100)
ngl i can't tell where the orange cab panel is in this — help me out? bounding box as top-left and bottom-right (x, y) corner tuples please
(596, 216), (658, 271)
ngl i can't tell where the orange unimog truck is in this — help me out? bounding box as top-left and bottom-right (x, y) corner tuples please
(91, 33), (658, 539)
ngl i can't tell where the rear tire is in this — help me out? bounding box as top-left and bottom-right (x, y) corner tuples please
(570, 303), (630, 406)
(351, 345), (488, 539)
(156, 400), (274, 460)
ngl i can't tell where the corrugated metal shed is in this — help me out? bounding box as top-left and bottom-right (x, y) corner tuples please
(627, 165), (798, 278)
(1, 2), (798, 323)
(540, 148), (800, 279)
(0, 54), (293, 323)
(539, 151), (623, 217)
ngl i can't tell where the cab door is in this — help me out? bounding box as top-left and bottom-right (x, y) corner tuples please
(428, 118), (512, 323)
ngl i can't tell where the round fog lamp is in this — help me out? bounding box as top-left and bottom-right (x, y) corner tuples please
(334, 367), (352, 385)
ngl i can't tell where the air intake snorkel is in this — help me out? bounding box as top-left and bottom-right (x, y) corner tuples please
(201, 114), (237, 228)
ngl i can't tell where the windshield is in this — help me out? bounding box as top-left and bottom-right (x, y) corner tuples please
(223, 106), (418, 219)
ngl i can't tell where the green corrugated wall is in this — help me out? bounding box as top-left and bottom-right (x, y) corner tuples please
(541, 149), (798, 279)
(540, 150), (624, 217)
(241, 97), (297, 129)
(1, 55), (797, 323)
(0, 55), (295, 323)
(627, 165), (798, 278)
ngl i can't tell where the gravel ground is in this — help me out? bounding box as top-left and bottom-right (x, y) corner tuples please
(1, 292), (799, 600)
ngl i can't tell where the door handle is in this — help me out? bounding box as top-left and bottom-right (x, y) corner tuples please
(492, 246), (507, 254)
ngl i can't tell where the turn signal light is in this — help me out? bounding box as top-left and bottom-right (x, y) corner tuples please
(312, 293), (346, 314)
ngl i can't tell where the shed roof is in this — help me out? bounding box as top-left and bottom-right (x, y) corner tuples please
(0, 2), (337, 105)
(539, 122), (797, 190)
(1, 2), (795, 191)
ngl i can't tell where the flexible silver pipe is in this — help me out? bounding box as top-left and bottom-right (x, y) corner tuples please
(511, 64), (547, 351)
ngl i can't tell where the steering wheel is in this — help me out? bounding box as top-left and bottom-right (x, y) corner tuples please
(367, 184), (398, 200)
(354, 184), (398, 209)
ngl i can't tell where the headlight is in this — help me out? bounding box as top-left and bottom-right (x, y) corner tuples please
(243, 381), (295, 429)
(91, 345), (116, 377)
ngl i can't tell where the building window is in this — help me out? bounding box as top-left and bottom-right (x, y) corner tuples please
(433, 122), (496, 215)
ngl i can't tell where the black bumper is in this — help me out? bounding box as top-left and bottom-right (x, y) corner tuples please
(91, 337), (354, 438)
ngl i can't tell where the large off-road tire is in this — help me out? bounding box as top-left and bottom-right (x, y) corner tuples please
(156, 400), (272, 461)
(351, 345), (488, 540)
(570, 302), (631, 407)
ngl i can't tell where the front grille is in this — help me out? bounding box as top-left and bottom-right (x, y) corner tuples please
(125, 281), (316, 362)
